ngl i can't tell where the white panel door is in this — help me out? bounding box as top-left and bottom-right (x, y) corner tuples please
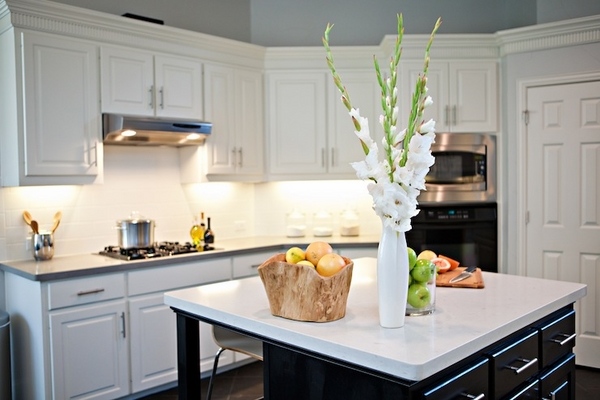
(129, 294), (178, 393)
(155, 55), (203, 119)
(526, 80), (600, 368)
(49, 301), (129, 399)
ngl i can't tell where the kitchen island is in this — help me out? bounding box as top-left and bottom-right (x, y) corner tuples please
(164, 257), (587, 399)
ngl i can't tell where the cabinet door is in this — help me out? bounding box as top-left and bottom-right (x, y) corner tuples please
(449, 61), (497, 132)
(49, 300), (129, 400)
(400, 61), (448, 131)
(154, 55), (203, 119)
(129, 294), (177, 393)
(205, 64), (236, 174)
(267, 72), (327, 175)
(235, 68), (264, 176)
(22, 32), (101, 177)
(100, 47), (154, 115)
(328, 71), (382, 175)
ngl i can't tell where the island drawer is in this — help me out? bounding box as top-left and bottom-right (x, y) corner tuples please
(487, 329), (539, 400)
(47, 273), (125, 310)
(421, 358), (489, 400)
(539, 353), (575, 400)
(233, 251), (274, 278)
(537, 308), (576, 369)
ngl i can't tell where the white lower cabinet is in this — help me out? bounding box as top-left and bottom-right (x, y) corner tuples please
(49, 300), (129, 400)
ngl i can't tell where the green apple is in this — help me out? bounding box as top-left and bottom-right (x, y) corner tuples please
(407, 247), (417, 270)
(411, 259), (434, 283)
(407, 283), (431, 308)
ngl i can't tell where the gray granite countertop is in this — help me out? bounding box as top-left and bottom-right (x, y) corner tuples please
(0, 235), (379, 281)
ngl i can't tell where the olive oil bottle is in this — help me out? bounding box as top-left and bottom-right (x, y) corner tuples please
(190, 213), (205, 248)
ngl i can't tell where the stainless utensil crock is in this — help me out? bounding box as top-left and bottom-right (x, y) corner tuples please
(32, 232), (54, 261)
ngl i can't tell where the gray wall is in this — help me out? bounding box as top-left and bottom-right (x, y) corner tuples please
(51, 0), (600, 46)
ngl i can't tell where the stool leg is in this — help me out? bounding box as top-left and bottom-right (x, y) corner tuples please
(206, 347), (225, 400)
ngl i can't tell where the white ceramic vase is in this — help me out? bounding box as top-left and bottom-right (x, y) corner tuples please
(377, 222), (409, 328)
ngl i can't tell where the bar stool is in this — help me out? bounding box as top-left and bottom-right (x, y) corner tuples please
(206, 325), (264, 400)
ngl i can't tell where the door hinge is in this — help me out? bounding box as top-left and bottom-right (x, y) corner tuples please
(522, 110), (530, 125)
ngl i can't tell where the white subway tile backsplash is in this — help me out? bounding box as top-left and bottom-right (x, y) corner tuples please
(0, 146), (381, 262)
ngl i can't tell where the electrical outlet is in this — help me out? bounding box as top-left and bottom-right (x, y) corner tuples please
(234, 220), (246, 232)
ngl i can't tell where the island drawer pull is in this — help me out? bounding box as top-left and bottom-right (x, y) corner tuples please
(550, 332), (576, 346)
(460, 393), (485, 400)
(77, 288), (106, 296)
(505, 357), (538, 374)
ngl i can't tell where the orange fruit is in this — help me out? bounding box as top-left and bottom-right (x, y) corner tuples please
(438, 254), (460, 271)
(431, 257), (451, 274)
(305, 241), (333, 266)
(316, 253), (346, 277)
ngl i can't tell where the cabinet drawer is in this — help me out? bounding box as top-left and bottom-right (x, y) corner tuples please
(232, 251), (273, 279)
(48, 273), (125, 310)
(422, 358), (489, 400)
(504, 379), (538, 400)
(128, 258), (231, 296)
(487, 329), (539, 399)
(539, 353), (575, 400)
(538, 309), (576, 369)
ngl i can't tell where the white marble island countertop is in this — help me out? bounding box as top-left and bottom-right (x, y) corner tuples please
(164, 257), (587, 382)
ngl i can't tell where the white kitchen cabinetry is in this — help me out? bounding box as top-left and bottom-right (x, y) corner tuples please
(232, 251), (275, 279)
(100, 46), (203, 119)
(400, 60), (497, 132)
(128, 258), (232, 390)
(47, 273), (128, 399)
(0, 30), (102, 186)
(267, 70), (380, 179)
(202, 64), (264, 180)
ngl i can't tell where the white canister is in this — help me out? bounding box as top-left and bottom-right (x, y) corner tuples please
(286, 209), (306, 238)
(313, 211), (333, 237)
(340, 209), (360, 236)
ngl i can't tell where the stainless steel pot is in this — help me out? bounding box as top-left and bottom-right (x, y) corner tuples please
(116, 216), (155, 249)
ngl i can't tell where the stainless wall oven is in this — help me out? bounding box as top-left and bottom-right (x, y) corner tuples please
(407, 133), (498, 272)
(406, 203), (498, 273)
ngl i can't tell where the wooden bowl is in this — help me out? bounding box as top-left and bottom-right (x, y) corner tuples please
(257, 253), (353, 322)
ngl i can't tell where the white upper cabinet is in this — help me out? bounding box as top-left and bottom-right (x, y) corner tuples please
(101, 46), (203, 119)
(203, 64), (264, 180)
(400, 60), (498, 132)
(0, 30), (102, 186)
(267, 70), (380, 179)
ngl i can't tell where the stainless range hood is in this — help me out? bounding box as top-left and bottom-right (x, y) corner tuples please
(102, 114), (212, 146)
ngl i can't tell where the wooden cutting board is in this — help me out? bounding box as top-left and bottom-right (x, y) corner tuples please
(436, 267), (485, 288)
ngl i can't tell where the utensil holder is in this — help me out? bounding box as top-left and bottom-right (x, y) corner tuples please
(32, 232), (54, 261)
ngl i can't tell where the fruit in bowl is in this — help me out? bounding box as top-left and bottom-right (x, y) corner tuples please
(257, 241), (353, 322)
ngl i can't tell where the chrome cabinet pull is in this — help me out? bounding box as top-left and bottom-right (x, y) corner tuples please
(331, 148), (335, 167)
(452, 105), (457, 125)
(120, 311), (126, 338)
(76, 288), (105, 296)
(444, 105), (450, 125)
(159, 87), (164, 109)
(460, 393), (485, 400)
(550, 332), (576, 346)
(321, 148), (326, 168)
(232, 147), (237, 166)
(238, 148), (243, 167)
(505, 357), (538, 374)
(149, 86), (154, 108)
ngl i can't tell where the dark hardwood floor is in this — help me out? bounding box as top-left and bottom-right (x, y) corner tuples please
(143, 362), (599, 400)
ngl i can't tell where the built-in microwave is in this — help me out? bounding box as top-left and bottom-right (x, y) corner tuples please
(418, 132), (496, 204)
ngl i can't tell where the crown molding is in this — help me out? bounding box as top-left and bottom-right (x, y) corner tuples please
(1, 0), (265, 69)
(496, 14), (600, 56)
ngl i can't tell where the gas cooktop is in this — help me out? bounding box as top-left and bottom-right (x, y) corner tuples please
(99, 241), (216, 261)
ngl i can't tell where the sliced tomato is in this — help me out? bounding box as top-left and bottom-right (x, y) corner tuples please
(438, 254), (460, 271)
(431, 257), (451, 274)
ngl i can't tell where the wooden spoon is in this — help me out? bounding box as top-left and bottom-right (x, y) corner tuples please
(51, 211), (62, 233)
(30, 220), (39, 234)
(23, 211), (33, 226)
